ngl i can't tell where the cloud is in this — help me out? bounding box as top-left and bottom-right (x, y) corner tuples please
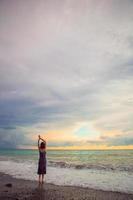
(0, 0), (133, 148)
(0, 128), (32, 149)
(108, 136), (133, 147)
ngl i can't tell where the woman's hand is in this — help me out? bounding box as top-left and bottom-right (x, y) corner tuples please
(38, 135), (46, 143)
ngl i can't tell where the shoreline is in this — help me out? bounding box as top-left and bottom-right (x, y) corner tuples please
(0, 172), (133, 200)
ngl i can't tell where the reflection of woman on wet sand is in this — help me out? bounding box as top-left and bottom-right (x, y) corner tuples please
(37, 135), (46, 184)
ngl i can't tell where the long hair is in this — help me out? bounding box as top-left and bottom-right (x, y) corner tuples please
(40, 142), (46, 149)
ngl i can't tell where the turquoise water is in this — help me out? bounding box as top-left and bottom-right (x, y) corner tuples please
(0, 149), (133, 171)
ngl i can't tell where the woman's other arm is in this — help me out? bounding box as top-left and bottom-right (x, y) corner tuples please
(38, 135), (41, 149)
(40, 136), (46, 144)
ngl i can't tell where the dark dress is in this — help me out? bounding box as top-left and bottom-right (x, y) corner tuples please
(37, 150), (46, 174)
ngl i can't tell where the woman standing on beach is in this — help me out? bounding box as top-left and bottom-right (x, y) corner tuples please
(37, 135), (46, 184)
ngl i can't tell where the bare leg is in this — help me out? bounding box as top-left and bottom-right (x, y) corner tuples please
(39, 175), (41, 183)
(42, 174), (44, 183)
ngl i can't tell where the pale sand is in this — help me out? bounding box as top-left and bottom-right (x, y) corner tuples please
(0, 172), (133, 200)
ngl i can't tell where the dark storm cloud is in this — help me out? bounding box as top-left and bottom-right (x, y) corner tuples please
(0, 128), (30, 149)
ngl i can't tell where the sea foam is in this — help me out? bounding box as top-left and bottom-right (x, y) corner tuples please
(0, 159), (133, 194)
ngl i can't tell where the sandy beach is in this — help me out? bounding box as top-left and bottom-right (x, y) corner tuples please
(0, 172), (133, 200)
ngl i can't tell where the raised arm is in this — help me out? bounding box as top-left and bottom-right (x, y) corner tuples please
(40, 137), (46, 144)
(38, 135), (46, 147)
(38, 135), (41, 149)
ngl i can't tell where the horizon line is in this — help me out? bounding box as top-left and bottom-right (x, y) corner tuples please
(0, 148), (133, 151)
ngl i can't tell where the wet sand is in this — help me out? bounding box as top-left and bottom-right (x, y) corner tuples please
(0, 172), (133, 200)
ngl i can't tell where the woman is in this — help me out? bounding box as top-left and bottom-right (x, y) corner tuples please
(37, 135), (46, 184)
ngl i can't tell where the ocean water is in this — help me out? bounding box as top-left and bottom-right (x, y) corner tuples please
(0, 149), (133, 193)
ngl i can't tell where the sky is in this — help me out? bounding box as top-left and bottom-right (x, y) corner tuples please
(0, 0), (133, 149)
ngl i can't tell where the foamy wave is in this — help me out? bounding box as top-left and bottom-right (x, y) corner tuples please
(0, 159), (133, 194)
(48, 160), (133, 172)
(0, 155), (133, 172)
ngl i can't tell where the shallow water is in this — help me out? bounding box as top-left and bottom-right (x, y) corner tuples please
(0, 149), (133, 193)
(0, 149), (133, 172)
